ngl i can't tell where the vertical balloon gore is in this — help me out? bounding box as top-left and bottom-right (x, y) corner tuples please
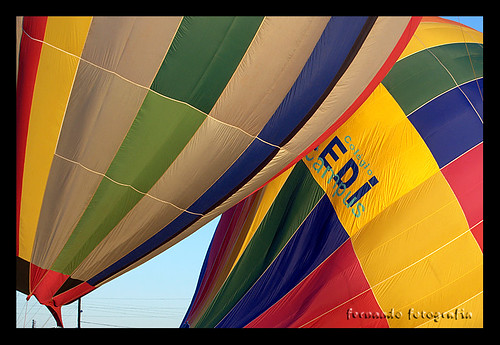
(182, 16), (482, 328)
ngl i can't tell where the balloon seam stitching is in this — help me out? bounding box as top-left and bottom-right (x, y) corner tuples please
(398, 41), (482, 62)
(456, 16), (483, 102)
(439, 141), (482, 171)
(405, 77), (483, 119)
(23, 27), (283, 152)
(413, 35), (483, 124)
(53, 153), (203, 216)
(298, 228), (477, 328)
(415, 290), (483, 328)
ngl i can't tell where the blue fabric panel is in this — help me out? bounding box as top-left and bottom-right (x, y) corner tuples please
(461, 78), (483, 121)
(258, 16), (369, 146)
(186, 16), (370, 215)
(87, 212), (200, 286)
(86, 17), (371, 287)
(187, 139), (278, 214)
(408, 80), (483, 168)
(216, 194), (349, 328)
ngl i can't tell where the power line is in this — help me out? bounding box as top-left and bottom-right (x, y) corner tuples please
(81, 320), (129, 328)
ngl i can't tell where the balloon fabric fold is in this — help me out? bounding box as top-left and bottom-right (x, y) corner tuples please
(181, 16), (483, 328)
(18, 16), (480, 328)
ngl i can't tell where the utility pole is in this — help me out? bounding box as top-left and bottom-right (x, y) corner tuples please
(77, 298), (82, 328)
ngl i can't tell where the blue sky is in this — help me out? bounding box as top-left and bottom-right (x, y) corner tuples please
(442, 16), (482, 31)
(16, 216), (219, 328)
(16, 16), (483, 328)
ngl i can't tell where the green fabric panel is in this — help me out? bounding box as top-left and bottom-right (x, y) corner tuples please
(382, 43), (483, 115)
(195, 161), (325, 328)
(430, 43), (483, 84)
(51, 91), (206, 275)
(106, 91), (206, 191)
(151, 16), (263, 114)
(50, 178), (144, 275)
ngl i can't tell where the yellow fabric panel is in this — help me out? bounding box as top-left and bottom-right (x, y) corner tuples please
(399, 21), (483, 60)
(417, 290), (483, 328)
(369, 231), (482, 328)
(229, 166), (294, 273)
(18, 18), (91, 261)
(44, 17), (92, 56)
(352, 168), (482, 327)
(351, 172), (468, 284)
(352, 170), (482, 326)
(303, 84), (439, 237)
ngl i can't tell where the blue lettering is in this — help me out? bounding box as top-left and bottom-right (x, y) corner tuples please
(343, 191), (357, 207)
(313, 157), (325, 173)
(336, 158), (359, 188)
(308, 134), (380, 219)
(346, 176), (379, 205)
(319, 136), (347, 169)
(305, 147), (318, 161)
(352, 202), (365, 218)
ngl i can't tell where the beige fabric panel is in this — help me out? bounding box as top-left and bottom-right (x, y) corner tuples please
(148, 117), (254, 209)
(81, 16), (182, 87)
(30, 65), (149, 269)
(115, 17), (182, 87)
(70, 17), (329, 283)
(31, 155), (103, 268)
(91, 149), (296, 287)
(30, 18), (179, 269)
(72, 197), (183, 281)
(83, 17), (412, 286)
(71, 117), (253, 279)
(80, 17), (135, 72)
(55, 62), (148, 172)
(282, 16), (412, 155)
(203, 17), (413, 221)
(209, 16), (329, 136)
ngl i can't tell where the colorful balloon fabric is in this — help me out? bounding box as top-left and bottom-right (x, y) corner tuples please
(16, 16), (420, 326)
(181, 17), (483, 328)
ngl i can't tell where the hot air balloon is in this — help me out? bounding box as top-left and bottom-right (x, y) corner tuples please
(181, 17), (483, 328)
(16, 16), (420, 326)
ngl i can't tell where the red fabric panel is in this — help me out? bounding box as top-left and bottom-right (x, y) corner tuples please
(420, 16), (474, 30)
(21, 16), (48, 40)
(184, 205), (239, 323)
(29, 262), (46, 293)
(30, 263), (96, 328)
(258, 17), (423, 193)
(16, 16), (47, 256)
(29, 263), (69, 305)
(245, 239), (385, 328)
(45, 303), (64, 328)
(303, 289), (388, 328)
(470, 221), (483, 252)
(53, 282), (96, 307)
(441, 143), (483, 228)
(186, 192), (259, 325)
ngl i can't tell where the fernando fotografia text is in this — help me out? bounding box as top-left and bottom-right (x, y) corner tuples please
(346, 308), (473, 323)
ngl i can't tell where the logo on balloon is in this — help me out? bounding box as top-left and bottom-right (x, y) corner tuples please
(305, 135), (379, 218)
